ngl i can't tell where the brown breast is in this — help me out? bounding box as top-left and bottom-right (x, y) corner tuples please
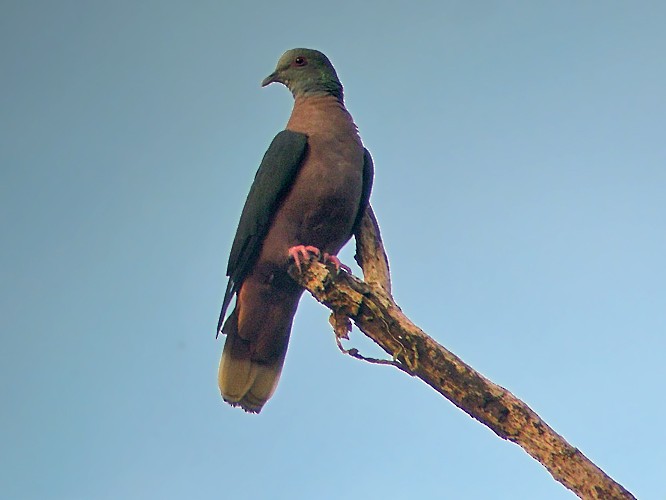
(259, 94), (365, 267)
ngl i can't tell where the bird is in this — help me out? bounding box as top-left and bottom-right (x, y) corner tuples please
(217, 48), (373, 413)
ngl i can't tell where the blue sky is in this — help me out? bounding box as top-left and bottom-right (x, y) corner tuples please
(2, 1), (665, 498)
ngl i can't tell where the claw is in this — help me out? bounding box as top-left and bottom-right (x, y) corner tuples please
(322, 253), (351, 273)
(288, 245), (321, 271)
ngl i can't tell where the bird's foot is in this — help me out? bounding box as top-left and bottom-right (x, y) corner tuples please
(322, 253), (351, 274)
(288, 245), (321, 271)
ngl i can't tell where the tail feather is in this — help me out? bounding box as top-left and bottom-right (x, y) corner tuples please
(218, 332), (286, 413)
(217, 276), (302, 413)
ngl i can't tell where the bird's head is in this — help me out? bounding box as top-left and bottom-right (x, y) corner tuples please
(262, 48), (343, 100)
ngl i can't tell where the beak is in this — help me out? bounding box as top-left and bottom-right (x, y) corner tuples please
(261, 71), (281, 87)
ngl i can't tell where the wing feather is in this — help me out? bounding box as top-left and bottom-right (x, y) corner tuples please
(350, 148), (374, 235)
(217, 130), (308, 334)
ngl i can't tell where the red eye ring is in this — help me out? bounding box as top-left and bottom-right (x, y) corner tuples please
(294, 56), (307, 66)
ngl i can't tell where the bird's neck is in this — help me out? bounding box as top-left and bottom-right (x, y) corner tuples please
(286, 95), (358, 139)
(290, 80), (343, 101)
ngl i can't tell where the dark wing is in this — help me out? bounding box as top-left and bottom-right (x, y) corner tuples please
(350, 148), (374, 235)
(217, 130), (308, 335)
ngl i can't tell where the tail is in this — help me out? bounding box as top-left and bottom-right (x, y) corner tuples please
(217, 280), (301, 413)
(218, 313), (287, 413)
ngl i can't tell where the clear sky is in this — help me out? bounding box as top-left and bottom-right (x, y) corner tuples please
(2, 1), (664, 499)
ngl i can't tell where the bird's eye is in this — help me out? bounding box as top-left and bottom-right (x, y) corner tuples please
(294, 56), (307, 66)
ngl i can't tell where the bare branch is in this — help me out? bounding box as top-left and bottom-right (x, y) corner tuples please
(288, 207), (635, 500)
(354, 205), (391, 294)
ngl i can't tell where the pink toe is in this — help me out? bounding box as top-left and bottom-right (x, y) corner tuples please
(322, 253), (351, 273)
(288, 245), (322, 271)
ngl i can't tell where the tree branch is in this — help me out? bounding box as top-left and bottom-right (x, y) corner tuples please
(288, 206), (635, 500)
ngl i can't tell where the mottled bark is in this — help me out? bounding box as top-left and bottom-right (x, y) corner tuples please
(288, 206), (635, 500)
